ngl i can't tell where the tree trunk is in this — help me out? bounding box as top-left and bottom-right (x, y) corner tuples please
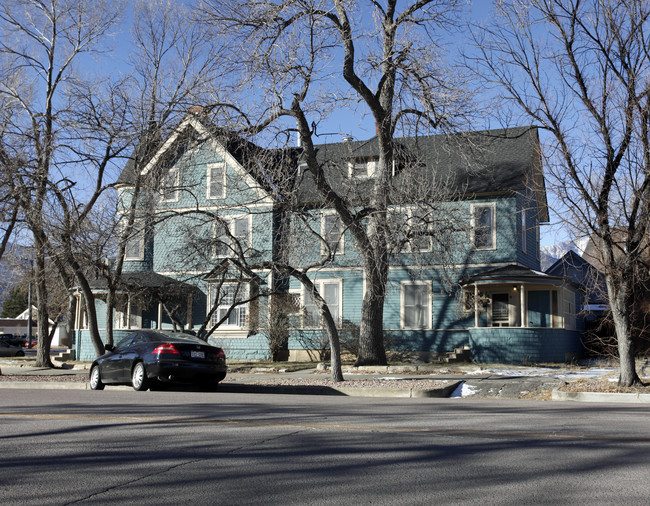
(34, 239), (53, 368)
(76, 274), (105, 358)
(607, 275), (641, 386)
(105, 286), (115, 346)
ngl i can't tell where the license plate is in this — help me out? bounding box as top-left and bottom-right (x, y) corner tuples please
(191, 351), (205, 359)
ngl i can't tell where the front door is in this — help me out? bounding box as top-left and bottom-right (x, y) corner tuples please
(528, 290), (550, 328)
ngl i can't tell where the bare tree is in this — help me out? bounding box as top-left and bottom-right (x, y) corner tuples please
(0, 0), (124, 366)
(471, 0), (650, 386)
(198, 0), (471, 366)
(97, 0), (223, 352)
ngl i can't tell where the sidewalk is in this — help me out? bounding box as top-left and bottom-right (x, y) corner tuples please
(1, 358), (649, 402)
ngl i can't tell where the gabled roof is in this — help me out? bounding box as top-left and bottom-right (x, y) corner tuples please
(203, 258), (265, 283)
(546, 250), (607, 303)
(116, 114), (284, 200)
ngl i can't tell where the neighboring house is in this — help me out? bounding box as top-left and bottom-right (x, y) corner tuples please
(73, 115), (584, 364)
(0, 305), (68, 346)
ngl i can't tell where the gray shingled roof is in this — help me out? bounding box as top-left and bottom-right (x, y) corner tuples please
(295, 126), (543, 208)
(463, 264), (564, 284)
(88, 272), (196, 294)
(116, 120), (546, 219)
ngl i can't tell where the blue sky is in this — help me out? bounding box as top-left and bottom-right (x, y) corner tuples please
(88, 0), (563, 247)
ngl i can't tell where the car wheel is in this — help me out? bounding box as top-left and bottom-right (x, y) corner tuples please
(89, 365), (105, 390)
(16, 350), (25, 357)
(131, 362), (149, 391)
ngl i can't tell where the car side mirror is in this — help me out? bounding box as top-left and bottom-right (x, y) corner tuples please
(104, 344), (114, 352)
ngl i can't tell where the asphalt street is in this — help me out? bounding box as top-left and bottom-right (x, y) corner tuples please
(1, 388), (649, 505)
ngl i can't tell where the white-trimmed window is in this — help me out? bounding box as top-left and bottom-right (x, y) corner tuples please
(390, 208), (431, 252)
(347, 158), (377, 178)
(76, 296), (89, 329)
(123, 219), (145, 261)
(161, 167), (179, 202)
(409, 208), (432, 252)
(321, 212), (344, 255)
(115, 297), (142, 330)
(471, 203), (496, 250)
(285, 291), (303, 329)
(521, 208), (527, 254)
(213, 215), (251, 257)
(207, 162), (226, 199)
(401, 282), (431, 329)
(303, 280), (341, 329)
(209, 283), (248, 329)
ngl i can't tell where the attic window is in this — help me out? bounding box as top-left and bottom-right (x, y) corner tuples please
(161, 167), (179, 202)
(207, 162), (226, 199)
(347, 158), (377, 178)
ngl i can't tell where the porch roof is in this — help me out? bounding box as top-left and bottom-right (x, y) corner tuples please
(87, 272), (196, 294)
(462, 264), (565, 286)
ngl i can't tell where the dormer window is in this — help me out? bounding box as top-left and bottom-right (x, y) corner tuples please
(347, 158), (377, 178)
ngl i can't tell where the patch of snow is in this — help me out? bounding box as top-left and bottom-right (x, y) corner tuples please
(464, 365), (617, 380)
(450, 382), (478, 398)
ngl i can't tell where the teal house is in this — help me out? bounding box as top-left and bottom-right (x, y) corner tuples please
(73, 115), (584, 364)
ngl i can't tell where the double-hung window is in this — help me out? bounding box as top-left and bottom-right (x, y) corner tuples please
(409, 208), (432, 252)
(401, 282), (431, 329)
(115, 296), (142, 329)
(213, 216), (251, 257)
(471, 203), (496, 250)
(303, 280), (341, 328)
(161, 167), (179, 202)
(209, 283), (248, 329)
(123, 219), (145, 261)
(347, 158), (377, 178)
(322, 212), (344, 255)
(207, 162), (225, 199)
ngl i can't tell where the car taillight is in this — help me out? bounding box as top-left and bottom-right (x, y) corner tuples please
(152, 343), (180, 355)
(216, 348), (226, 359)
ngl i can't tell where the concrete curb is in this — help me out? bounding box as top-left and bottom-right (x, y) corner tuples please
(0, 380), (463, 398)
(552, 389), (650, 403)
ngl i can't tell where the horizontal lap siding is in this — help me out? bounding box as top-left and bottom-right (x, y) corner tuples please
(207, 333), (270, 361)
(469, 327), (583, 364)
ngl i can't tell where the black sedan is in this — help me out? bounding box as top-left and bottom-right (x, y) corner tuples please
(0, 341), (26, 357)
(89, 330), (227, 391)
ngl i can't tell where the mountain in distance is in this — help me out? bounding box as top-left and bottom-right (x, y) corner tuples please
(540, 237), (589, 271)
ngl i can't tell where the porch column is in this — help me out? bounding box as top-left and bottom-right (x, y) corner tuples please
(157, 302), (163, 329)
(474, 284), (479, 328)
(187, 293), (193, 330)
(520, 284), (526, 327)
(126, 297), (132, 329)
